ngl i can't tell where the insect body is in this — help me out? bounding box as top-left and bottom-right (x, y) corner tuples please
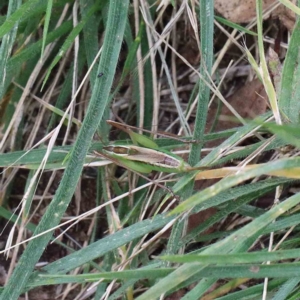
(93, 120), (210, 174)
(100, 144), (191, 173)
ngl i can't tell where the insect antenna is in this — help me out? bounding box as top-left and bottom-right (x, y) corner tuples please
(107, 119), (199, 144)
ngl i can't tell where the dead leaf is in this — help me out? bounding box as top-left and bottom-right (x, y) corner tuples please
(205, 78), (267, 145)
(216, 78), (267, 130)
(273, 1), (296, 31)
(215, 0), (296, 31)
(214, 0), (276, 23)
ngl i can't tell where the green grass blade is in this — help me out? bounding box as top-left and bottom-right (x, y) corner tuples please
(0, 0), (21, 100)
(171, 157), (300, 215)
(3, 20), (73, 97)
(7, 20), (72, 75)
(80, 0), (104, 85)
(181, 178), (291, 246)
(216, 137), (286, 167)
(215, 16), (257, 36)
(266, 213), (300, 234)
(140, 21), (153, 131)
(46, 42), (87, 131)
(201, 111), (270, 164)
(0, 1), (129, 299)
(272, 278), (300, 300)
(159, 113), (272, 212)
(41, 0), (53, 57)
(256, 0), (281, 123)
(0, 0), (40, 38)
(37, 262), (296, 283)
(181, 278), (216, 300)
(189, 177), (291, 214)
(189, 0), (214, 165)
(160, 248), (300, 264)
(136, 192), (300, 299)
(279, 0), (300, 15)
(176, 262), (300, 278)
(26, 215), (174, 288)
(42, 4), (98, 89)
(29, 268), (175, 286)
(261, 122), (300, 148)
(278, 17), (300, 123)
(166, 0), (215, 258)
(216, 279), (284, 300)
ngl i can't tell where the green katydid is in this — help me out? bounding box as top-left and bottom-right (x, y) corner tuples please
(94, 120), (207, 174)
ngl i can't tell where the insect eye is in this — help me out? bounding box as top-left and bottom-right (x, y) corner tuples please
(103, 146), (138, 155)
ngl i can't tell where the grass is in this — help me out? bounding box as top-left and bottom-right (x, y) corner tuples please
(1, 0), (300, 299)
